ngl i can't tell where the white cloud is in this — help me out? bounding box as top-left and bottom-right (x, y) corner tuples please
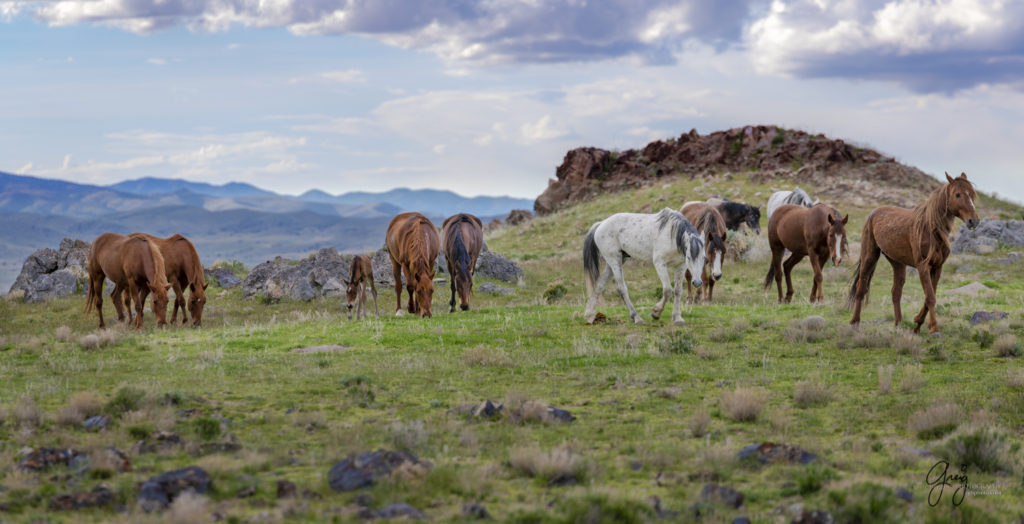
(17, 162), (32, 173)
(147, 57), (166, 65)
(320, 69), (367, 83)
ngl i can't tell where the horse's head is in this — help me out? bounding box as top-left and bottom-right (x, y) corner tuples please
(706, 231), (726, 282)
(826, 212), (850, 265)
(415, 265), (435, 318)
(686, 232), (706, 289)
(945, 172), (979, 229)
(188, 282), (209, 327)
(344, 278), (361, 319)
(454, 264), (473, 311)
(746, 206), (762, 235)
(149, 282), (172, 326)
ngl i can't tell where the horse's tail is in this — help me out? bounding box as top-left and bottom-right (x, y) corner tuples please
(85, 276), (97, 315)
(453, 225), (472, 286)
(84, 245), (98, 315)
(848, 215), (879, 309)
(583, 222), (601, 298)
(763, 261), (776, 290)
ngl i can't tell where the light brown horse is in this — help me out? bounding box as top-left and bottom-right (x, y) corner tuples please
(385, 212), (440, 318)
(441, 213), (484, 312)
(680, 203), (727, 303)
(124, 233), (208, 326)
(764, 204), (849, 303)
(849, 172), (979, 334)
(85, 232), (171, 330)
(344, 254), (379, 320)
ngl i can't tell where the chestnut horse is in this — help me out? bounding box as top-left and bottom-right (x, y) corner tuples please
(85, 232), (171, 329)
(123, 233), (208, 326)
(344, 254), (379, 320)
(385, 212), (440, 317)
(680, 202), (727, 303)
(441, 213), (483, 312)
(849, 173), (979, 334)
(764, 204), (849, 303)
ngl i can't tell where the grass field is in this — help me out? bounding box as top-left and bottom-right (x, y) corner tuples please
(1, 172), (1023, 523)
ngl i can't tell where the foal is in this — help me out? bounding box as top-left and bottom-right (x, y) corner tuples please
(764, 204), (848, 303)
(344, 254), (379, 320)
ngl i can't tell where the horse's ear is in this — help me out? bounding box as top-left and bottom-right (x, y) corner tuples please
(959, 172), (968, 179)
(165, 284), (172, 291)
(189, 283), (195, 292)
(945, 172), (954, 183)
(202, 283), (209, 290)
(827, 214), (835, 225)
(842, 214), (849, 225)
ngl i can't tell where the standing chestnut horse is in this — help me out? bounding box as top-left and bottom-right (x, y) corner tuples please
(764, 204), (849, 303)
(441, 213), (483, 312)
(849, 173), (979, 334)
(680, 202), (727, 303)
(385, 212), (440, 318)
(344, 254), (379, 320)
(86, 232), (171, 329)
(124, 233), (208, 327)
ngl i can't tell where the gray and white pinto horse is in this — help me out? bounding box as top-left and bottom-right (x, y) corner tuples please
(583, 208), (705, 326)
(767, 188), (815, 219)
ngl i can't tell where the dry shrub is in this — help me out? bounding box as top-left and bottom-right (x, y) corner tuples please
(785, 319), (830, 344)
(768, 409), (795, 433)
(13, 397), (40, 428)
(55, 326), (72, 342)
(721, 387), (766, 422)
(878, 364), (894, 394)
(689, 410), (710, 438)
(900, 364), (925, 393)
(388, 420), (428, 451)
(794, 378), (832, 407)
(463, 346), (513, 367)
(1007, 370), (1024, 389)
(162, 491), (210, 524)
(695, 440), (735, 474)
(509, 445), (589, 484)
(837, 325), (894, 349)
(994, 335), (1023, 358)
(696, 346), (720, 360)
(58, 391), (104, 426)
(893, 332), (923, 358)
(79, 334), (101, 350)
(391, 459), (431, 483)
(97, 329), (121, 347)
(908, 403), (963, 440)
(458, 428), (478, 450)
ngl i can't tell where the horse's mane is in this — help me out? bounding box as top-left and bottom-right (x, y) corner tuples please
(656, 208), (701, 259)
(406, 217), (434, 278)
(785, 188), (812, 207)
(174, 235), (206, 291)
(694, 208), (727, 252)
(142, 237), (170, 290)
(912, 179), (975, 263)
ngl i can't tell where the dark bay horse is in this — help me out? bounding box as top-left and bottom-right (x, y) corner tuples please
(764, 204), (848, 303)
(441, 213), (484, 312)
(344, 254), (379, 320)
(86, 232), (171, 330)
(126, 233), (208, 326)
(849, 172), (979, 334)
(709, 198), (761, 234)
(680, 202), (727, 303)
(385, 212), (440, 318)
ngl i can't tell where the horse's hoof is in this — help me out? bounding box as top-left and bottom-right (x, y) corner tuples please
(673, 319), (685, 326)
(632, 316), (645, 325)
(929, 331), (941, 338)
(460, 304), (469, 311)
(395, 310), (405, 317)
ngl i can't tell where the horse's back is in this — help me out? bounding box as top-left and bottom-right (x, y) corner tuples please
(387, 212), (439, 263)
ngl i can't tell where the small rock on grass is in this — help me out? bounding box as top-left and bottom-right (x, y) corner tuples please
(737, 442), (816, 465)
(328, 449), (432, 492)
(969, 311), (1008, 325)
(137, 466), (211, 512)
(700, 483), (744, 508)
(50, 486), (114, 511)
(83, 415), (110, 431)
(791, 510), (835, 524)
(462, 502), (491, 519)
(18, 448), (83, 471)
(358, 502), (428, 520)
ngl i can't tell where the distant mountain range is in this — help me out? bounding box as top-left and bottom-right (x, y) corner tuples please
(0, 172), (533, 291)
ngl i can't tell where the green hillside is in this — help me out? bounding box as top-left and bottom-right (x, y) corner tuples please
(1, 172), (1022, 522)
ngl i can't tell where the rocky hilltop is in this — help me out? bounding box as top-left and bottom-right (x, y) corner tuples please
(534, 125), (941, 214)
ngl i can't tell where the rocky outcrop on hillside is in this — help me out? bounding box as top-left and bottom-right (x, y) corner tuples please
(243, 248), (350, 302)
(534, 125), (941, 215)
(952, 220), (1024, 254)
(8, 238), (90, 303)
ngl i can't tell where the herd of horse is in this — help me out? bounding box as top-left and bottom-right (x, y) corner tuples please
(82, 173), (979, 336)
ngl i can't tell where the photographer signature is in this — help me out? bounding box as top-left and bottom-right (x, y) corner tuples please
(926, 460), (967, 506)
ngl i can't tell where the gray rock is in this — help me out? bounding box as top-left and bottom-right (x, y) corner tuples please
(83, 415), (111, 431)
(9, 238), (94, 301)
(137, 466), (211, 512)
(478, 282), (514, 295)
(205, 268), (242, 289)
(700, 483), (744, 508)
(475, 251), (523, 283)
(970, 311), (1008, 325)
(359, 502), (428, 520)
(24, 269), (79, 303)
(322, 277), (345, 297)
(462, 502), (490, 520)
(895, 488), (913, 502)
(792, 510), (835, 524)
(738, 442), (816, 465)
(952, 219), (1024, 254)
(327, 449), (431, 493)
(469, 400), (503, 420)
(242, 248), (349, 302)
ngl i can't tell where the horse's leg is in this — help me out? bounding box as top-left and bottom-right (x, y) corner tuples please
(174, 279), (187, 325)
(584, 266), (612, 323)
(111, 283), (127, 323)
(357, 283), (366, 320)
(671, 266), (685, 326)
(391, 259), (404, 316)
(403, 265), (416, 314)
(782, 253), (804, 303)
(769, 249), (784, 302)
(608, 257), (643, 324)
(651, 261), (673, 321)
(368, 278), (380, 317)
(850, 236), (882, 325)
(93, 276), (107, 329)
(448, 272), (457, 313)
(684, 269), (694, 304)
(890, 261), (906, 327)
(702, 266), (713, 304)
(912, 262), (938, 334)
(808, 253), (823, 303)
(133, 284), (148, 330)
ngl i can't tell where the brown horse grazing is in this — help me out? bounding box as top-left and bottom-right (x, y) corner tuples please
(849, 172), (979, 334)
(385, 212), (440, 318)
(85, 232), (171, 330)
(124, 233), (208, 327)
(680, 203), (727, 303)
(441, 213), (484, 312)
(344, 254), (379, 320)
(764, 204), (849, 303)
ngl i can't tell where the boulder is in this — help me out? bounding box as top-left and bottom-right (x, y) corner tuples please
(478, 282), (514, 295)
(322, 277), (345, 297)
(242, 248), (350, 302)
(9, 238), (91, 301)
(49, 486), (113, 511)
(505, 209), (533, 225)
(205, 268), (242, 289)
(700, 483), (744, 508)
(737, 442), (817, 465)
(359, 502), (429, 520)
(137, 466), (211, 512)
(969, 311), (1008, 325)
(952, 220), (1024, 254)
(18, 447), (84, 471)
(476, 252), (523, 283)
(24, 269), (79, 303)
(327, 449), (431, 492)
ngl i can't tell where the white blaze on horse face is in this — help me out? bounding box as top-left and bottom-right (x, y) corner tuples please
(834, 234), (842, 264)
(712, 250), (723, 280)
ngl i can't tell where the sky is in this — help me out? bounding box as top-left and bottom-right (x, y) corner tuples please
(1, 0), (1022, 201)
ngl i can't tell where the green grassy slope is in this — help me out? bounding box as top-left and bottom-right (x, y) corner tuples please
(1, 171), (1022, 523)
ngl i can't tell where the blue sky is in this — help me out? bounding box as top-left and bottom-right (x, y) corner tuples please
(2, 0), (1022, 201)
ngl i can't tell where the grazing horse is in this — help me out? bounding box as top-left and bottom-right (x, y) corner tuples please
(583, 208), (705, 326)
(385, 212), (440, 318)
(764, 204), (849, 303)
(849, 173), (979, 334)
(441, 213), (484, 312)
(344, 254), (379, 320)
(123, 233), (208, 327)
(767, 188), (815, 219)
(687, 198), (761, 234)
(85, 232), (171, 330)
(680, 202), (727, 303)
